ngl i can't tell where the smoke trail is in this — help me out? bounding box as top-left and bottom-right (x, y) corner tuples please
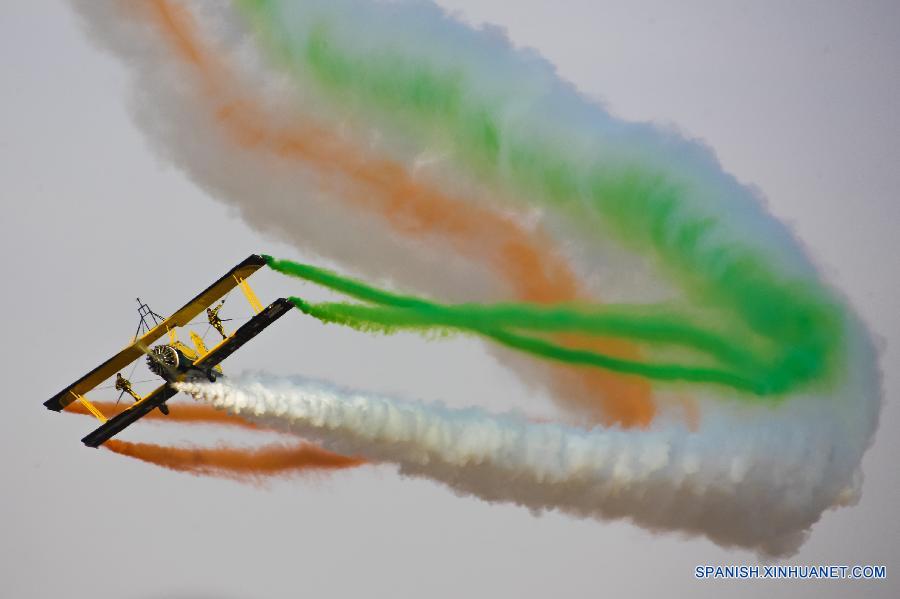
(66, 401), (366, 481)
(236, 1), (870, 409)
(68, 0), (881, 550)
(290, 298), (760, 373)
(291, 297), (764, 394)
(265, 256), (785, 395)
(244, 7), (851, 399)
(73, 0), (578, 303)
(70, 0), (656, 426)
(104, 438), (365, 483)
(179, 372), (871, 557)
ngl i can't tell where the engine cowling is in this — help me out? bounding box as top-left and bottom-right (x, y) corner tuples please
(146, 344), (181, 378)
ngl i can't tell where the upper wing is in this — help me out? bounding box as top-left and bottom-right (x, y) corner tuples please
(44, 254), (267, 412)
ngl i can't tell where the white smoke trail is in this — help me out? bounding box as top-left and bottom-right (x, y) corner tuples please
(179, 344), (878, 558)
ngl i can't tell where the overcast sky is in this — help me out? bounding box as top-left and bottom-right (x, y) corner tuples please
(2, 2), (898, 598)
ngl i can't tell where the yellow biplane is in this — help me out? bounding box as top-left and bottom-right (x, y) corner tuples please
(44, 254), (292, 447)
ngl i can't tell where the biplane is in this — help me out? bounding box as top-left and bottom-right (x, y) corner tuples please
(43, 254), (292, 447)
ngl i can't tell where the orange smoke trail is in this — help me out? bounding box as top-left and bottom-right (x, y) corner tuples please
(142, 0), (654, 427)
(104, 439), (365, 482)
(68, 400), (368, 482)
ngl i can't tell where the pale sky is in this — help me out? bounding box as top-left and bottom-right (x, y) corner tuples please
(2, 2), (898, 597)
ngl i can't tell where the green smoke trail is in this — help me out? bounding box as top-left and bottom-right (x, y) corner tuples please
(266, 256), (825, 398)
(266, 256), (761, 368)
(291, 297), (764, 393)
(240, 2), (850, 397)
(289, 297), (765, 393)
(262, 256), (430, 309)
